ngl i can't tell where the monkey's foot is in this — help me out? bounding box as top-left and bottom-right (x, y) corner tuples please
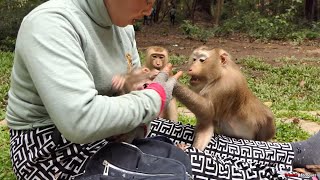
(176, 143), (190, 151)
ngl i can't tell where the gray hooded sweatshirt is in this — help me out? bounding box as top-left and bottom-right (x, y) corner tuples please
(6, 0), (161, 144)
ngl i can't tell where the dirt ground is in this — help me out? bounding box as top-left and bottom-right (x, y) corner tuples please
(136, 23), (320, 65)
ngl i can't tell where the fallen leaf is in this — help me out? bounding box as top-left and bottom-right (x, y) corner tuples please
(299, 80), (305, 87)
(264, 102), (272, 107)
(292, 118), (300, 124)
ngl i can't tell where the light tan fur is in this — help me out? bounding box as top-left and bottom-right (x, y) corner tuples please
(145, 46), (169, 70)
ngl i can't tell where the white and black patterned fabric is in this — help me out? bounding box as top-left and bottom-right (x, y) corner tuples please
(10, 126), (107, 179)
(148, 118), (311, 180)
(9, 118), (312, 180)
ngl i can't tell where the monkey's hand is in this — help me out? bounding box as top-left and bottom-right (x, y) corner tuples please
(111, 74), (126, 91)
(176, 143), (190, 151)
(106, 125), (146, 143)
(162, 64), (183, 81)
(149, 68), (160, 80)
(146, 64), (183, 109)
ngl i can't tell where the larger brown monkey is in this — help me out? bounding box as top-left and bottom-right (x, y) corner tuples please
(173, 46), (275, 151)
(145, 46), (178, 122)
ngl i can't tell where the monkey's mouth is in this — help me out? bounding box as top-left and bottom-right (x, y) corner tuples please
(190, 76), (201, 85)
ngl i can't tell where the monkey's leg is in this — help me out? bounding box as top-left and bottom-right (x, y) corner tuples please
(193, 121), (214, 151)
(166, 98), (178, 122)
(148, 118), (295, 172)
(159, 98), (178, 122)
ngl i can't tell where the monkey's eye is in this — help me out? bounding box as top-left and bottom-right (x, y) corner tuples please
(193, 58), (196, 61)
(200, 59), (206, 63)
(152, 55), (157, 58)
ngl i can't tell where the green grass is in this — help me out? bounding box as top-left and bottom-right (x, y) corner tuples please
(274, 119), (311, 142)
(275, 110), (320, 123)
(178, 114), (196, 126)
(239, 57), (320, 111)
(0, 51), (14, 179)
(178, 114), (311, 143)
(0, 52), (13, 120)
(0, 51), (319, 178)
(0, 126), (14, 180)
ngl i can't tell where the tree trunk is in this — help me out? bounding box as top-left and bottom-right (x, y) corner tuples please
(197, 0), (213, 16)
(213, 0), (224, 25)
(191, 0), (198, 23)
(260, 0), (265, 14)
(154, 0), (163, 22)
(182, 0), (193, 18)
(305, 0), (317, 21)
(314, 0), (319, 21)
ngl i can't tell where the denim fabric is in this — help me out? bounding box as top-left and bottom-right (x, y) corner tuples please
(78, 137), (192, 180)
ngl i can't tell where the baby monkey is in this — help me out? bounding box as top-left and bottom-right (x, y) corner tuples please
(112, 67), (159, 95)
(109, 67), (159, 143)
(110, 64), (181, 143)
(173, 46), (276, 151)
(144, 46), (179, 122)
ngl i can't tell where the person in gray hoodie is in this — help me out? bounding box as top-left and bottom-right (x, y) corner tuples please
(6, 0), (320, 179)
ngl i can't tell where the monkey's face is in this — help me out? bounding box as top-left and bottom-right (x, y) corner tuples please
(151, 53), (166, 70)
(187, 50), (211, 87)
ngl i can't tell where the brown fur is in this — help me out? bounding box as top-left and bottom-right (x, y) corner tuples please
(112, 67), (156, 96)
(110, 67), (157, 143)
(173, 46), (275, 150)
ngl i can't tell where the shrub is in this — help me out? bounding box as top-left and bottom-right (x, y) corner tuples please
(0, 0), (46, 51)
(180, 20), (213, 42)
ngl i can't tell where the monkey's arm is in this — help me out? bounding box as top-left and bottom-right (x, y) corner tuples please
(173, 83), (213, 120)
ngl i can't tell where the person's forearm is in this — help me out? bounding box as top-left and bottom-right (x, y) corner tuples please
(53, 90), (161, 144)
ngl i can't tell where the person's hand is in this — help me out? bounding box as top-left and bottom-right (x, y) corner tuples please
(106, 125), (146, 143)
(148, 63), (183, 107)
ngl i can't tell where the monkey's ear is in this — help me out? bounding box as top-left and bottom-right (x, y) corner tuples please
(220, 53), (229, 65)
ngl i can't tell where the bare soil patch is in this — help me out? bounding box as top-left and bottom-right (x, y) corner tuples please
(136, 23), (320, 67)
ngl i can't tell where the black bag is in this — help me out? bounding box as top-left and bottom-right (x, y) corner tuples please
(78, 136), (193, 180)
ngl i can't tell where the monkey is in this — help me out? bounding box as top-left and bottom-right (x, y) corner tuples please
(173, 46), (276, 151)
(144, 46), (179, 122)
(108, 67), (159, 143)
(111, 67), (159, 95)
